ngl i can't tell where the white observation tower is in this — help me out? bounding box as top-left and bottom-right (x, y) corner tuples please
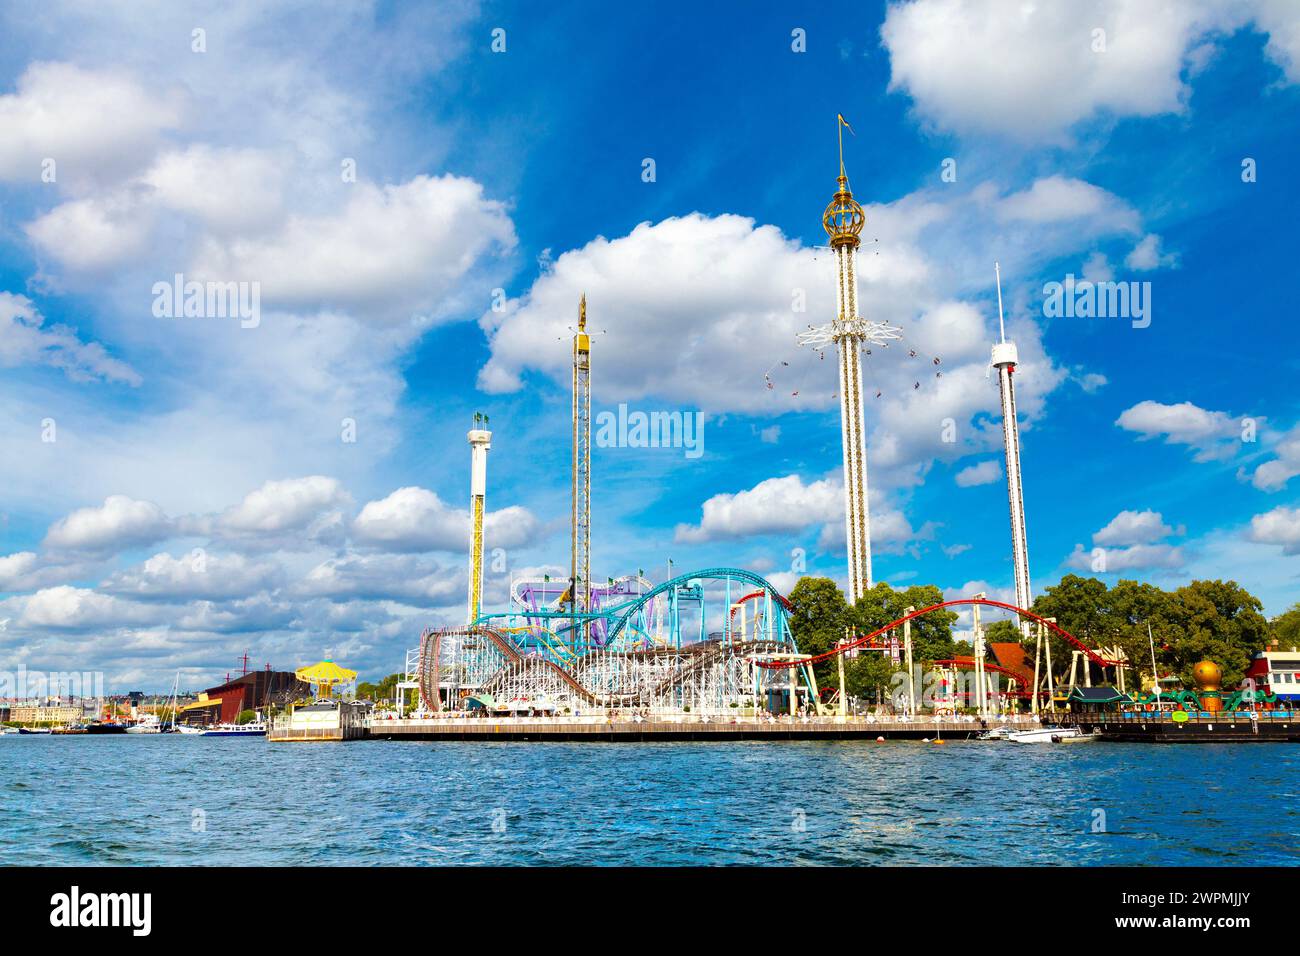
(991, 263), (1032, 634)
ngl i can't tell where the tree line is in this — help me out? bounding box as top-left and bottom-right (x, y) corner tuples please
(787, 574), (1287, 700)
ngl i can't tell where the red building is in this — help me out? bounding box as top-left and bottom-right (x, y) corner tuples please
(179, 670), (309, 725)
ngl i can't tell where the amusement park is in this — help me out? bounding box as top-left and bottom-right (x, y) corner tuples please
(312, 121), (1294, 746)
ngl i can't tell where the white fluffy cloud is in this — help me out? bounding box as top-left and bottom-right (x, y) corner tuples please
(1065, 542), (1185, 572)
(215, 476), (350, 536)
(996, 176), (1139, 229)
(881, 0), (1300, 140)
(1247, 506), (1300, 555)
(104, 551), (284, 601)
(352, 486), (541, 553)
(1092, 509), (1182, 546)
(296, 553), (464, 605)
(0, 292), (140, 385)
(25, 188), (158, 273)
(0, 61), (182, 183)
(15, 585), (161, 629)
(954, 460), (1001, 487)
(1249, 423), (1300, 492)
(1125, 234), (1178, 271)
(143, 145), (286, 236)
(44, 495), (172, 554)
(674, 473), (929, 559)
(675, 475), (841, 543)
(190, 175), (515, 322)
(1065, 508), (1186, 571)
(1116, 400), (1242, 461)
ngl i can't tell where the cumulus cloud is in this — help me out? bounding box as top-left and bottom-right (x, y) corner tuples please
(215, 476), (350, 537)
(1124, 234), (1179, 271)
(44, 495), (171, 554)
(674, 473), (929, 559)
(996, 176), (1139, 230)
(1248, 423), (1300, 492)
(1065, 542), (1186, 572)
(1116, 400), (1243, 461)
(103, 551), (284, 601)
(15, 585), (162, 630)
(1247, 506), (1300, 555)
(0, 292), (140, 385)
(881, 0), (1300, 140)
(352, 486), (540, 553)
(25, 187), (158, 273)
(190, 175), (515, 322)
(0, 61), (183, 184)
(143, 145), (286, 236)
(1092, 509), (1183, 546)
(1065, 508), (1186, 571)
(674, 475), (841, 543)
(954, 460), (1001, 487)
(296, 553), (464, 606)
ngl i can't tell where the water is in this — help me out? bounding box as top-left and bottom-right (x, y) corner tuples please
(1, 737), (1296, 866)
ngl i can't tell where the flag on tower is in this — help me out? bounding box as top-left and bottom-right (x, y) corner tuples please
(838, 113), (855, 135)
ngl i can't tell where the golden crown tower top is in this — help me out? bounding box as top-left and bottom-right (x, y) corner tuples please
(823, 114), (865, 248)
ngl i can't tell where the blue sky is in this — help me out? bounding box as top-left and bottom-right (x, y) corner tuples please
(1, 0), (1298, 690)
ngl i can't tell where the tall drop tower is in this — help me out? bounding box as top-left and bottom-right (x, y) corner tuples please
(798, 115), (902, 603)
(467, 413), (492, 624)
(991, 263), (1033, 634)
(571, 294), (592, 637)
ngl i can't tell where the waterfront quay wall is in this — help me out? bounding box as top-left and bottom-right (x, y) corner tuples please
(1061, 711), (1300, 742)
(364, 714), (1035, 742)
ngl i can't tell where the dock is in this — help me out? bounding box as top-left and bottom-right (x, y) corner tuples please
(362, 715), (1022, 742)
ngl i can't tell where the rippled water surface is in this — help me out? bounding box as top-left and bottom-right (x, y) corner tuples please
(1, 737), (1296, 865)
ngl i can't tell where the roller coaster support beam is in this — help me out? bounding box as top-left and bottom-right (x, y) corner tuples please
(837, 636), (847, 717)
(1044, 616), (1057, 712)
(904, 606), (915, 716)
(1032, 620), (1042, 716)
(972, 593), (987, 717)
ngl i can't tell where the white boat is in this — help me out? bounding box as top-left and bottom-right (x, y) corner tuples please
(134, 672), (181, 733)
(977, 726), (1015, 740)
(126, 713), (162, 734)
(176, 723), (205, 735)
(199, 718), (267, 737)
(1009, 726), (1085, 743)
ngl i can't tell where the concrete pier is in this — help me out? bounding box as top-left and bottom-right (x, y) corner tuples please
(364, 714), (1033, 742)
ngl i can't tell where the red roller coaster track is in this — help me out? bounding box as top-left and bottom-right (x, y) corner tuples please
(757, 597), (1121, 669)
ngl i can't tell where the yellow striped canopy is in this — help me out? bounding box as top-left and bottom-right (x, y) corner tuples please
(295, 660), (357, 687)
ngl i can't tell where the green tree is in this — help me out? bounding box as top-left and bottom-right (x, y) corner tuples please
(357, 673), (404, 703)
(1272, 602), (1300, 650)
(844, 652), (901, 705)
(849, 582), (959, 663)
(1166, 580), (1269, 687)
(787, 577), (851, 682)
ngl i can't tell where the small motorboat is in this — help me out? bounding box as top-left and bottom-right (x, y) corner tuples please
(1009, 726), (1082, 744)
(125, 715), (162, 734)
(977, 726), (1015, 740)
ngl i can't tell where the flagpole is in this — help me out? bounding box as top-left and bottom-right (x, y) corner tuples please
(837, 115), (845, 179)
